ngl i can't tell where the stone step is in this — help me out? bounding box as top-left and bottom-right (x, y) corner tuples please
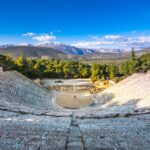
(67, 141), (83, 150)
(68, 137), (82, 143)
(66, 116), (84, 150)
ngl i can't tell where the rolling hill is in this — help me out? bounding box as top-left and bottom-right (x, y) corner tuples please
(0, 46), (69, 59)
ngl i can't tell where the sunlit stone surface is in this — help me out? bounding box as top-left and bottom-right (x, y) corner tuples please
(0, 71), (150, 149)
(79, 115), (150, 150)
(0, 112), (71, 150)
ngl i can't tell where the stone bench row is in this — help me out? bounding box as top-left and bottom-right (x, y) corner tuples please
(0, 83), (50, 100)
(0, 86), (51, 102)
(0, 115), (71, 150)
(0, 79), (49, 97)
(0, 71), (49, 94)
(0, 85), (54, 108)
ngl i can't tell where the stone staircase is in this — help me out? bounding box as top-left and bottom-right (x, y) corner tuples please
(66, 114), (84, 150)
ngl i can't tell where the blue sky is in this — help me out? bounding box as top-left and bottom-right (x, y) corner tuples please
(0, 0), (150, 49)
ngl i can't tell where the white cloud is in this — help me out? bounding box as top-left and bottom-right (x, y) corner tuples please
(21, 32), (150, 50)
(104, 35), (124, 40)
(32, 34), (56, 42)
(22, 32), (36, 37)
(73, 34), (150, 49)
(73, 41), (115, 49)
(17, 43), (30, 46)
(138, 36), (150, 43)
(22, 32), (57, 43)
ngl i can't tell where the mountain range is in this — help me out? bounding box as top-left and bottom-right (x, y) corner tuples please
(0, 43), (127, 55)
(0, 43), (149, 60)
(36, 42), (96, 55)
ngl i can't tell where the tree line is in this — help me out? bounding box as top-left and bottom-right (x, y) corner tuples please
(0, 50), (150, 81)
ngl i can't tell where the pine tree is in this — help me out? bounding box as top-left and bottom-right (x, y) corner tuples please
(109, 64), (117, 79)
(122, 61), (130, 76)
(131, 48), (136, 61)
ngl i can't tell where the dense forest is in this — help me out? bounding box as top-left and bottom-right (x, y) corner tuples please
(0, 51), (150, 82)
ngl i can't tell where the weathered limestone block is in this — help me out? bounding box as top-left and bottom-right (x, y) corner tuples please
(67, 141), (83, 150)
(68, 137), (82, 143)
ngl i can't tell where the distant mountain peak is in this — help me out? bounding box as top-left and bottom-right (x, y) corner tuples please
(0, 43), (146, 57)
(36, 42), (95, 55)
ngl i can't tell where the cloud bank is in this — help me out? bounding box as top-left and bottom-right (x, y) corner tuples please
(22, 32), (150, 50)
(22, 32), (56, 43)
(73, 35), (150, 50)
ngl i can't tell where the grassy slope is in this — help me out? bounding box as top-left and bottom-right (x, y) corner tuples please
(0, 46), (68, 58)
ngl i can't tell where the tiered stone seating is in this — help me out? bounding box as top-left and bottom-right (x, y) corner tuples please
(76, 73), (150, 118)
(0, 113), (71, 150)
(78, 114), (150, 150)
(0, 71), (72, 115)
(0, 71), (150, 149)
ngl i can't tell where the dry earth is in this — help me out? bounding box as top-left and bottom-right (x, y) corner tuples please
(56, 92), (93, 108)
